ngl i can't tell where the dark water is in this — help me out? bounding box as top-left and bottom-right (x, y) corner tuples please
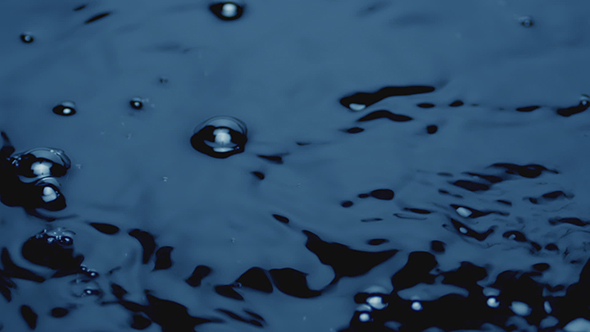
(1, 1), (590, 331)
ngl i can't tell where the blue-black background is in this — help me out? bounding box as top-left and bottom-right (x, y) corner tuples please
(1, 0), (590, 331)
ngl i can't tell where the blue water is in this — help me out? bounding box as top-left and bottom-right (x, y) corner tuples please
(1, 1), (590, 331)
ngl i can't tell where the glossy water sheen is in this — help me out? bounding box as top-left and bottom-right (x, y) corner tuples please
(0, 1), (590, 331)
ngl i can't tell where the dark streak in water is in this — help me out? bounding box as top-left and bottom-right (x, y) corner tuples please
(356, 110), (413, 122)
(215, 309), (263, 327)
(344, 127), (364, 134)
(73, 4), (87, 11)
(89, 222), (120, 235)
(214, 285), (244, 301)
(269, 268), (322, 298)
(303, 230), (397, 283)
(451, 180), (490, 192)
(516, 106), (540, 112)
(20, 305), (37, 329)
(549, 217), (588, 227)
(449, 218), (494, 241)
(84, 12), (112, 24)
(129, 229), (156, 264)
(235, 267), (273, 293)
(257, 155), (284, 164)
(340, 85), (435, 109)
(154, 246), (173, 270)
(186, 265), (211, 287)
(556, 100), (589, 117)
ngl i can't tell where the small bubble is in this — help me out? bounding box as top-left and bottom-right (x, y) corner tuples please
(581, 94), (589, 106)
(20, 33), (34, 43)
(162, 177), (168, 182)
(487, 297), (500, 308)
(426, 125), (437, 134)
(355, 304), (373, 323)
(190, 116), (248, 158)
(33, 177), (66, 211)
(130, 98), (143, 110)
(411, 301), (423, 311)
(158, 77), (169, 84)
(519, 16), (534, 27)
(210, 2), (244, 21)
(52, 101), (77, 116)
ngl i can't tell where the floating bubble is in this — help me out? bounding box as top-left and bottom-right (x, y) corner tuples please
(362, 286), (389, 310)
(410, 301), (423, 311)
(355, 304), (373, 323)
(11, 148), (71, 184)
(52, 101), (76, 116)
(20, 33), (34, 43)
(210, 2), (244, 21)
(190, 116), (248, 158)
(519, 16), (534, 27)
(22, 227), (82, 270)
(486, 297), (500, 308)
(130, 98), (143, 110)
(33, 177), (66, 211)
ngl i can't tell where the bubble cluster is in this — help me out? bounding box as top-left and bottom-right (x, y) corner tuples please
(190, 116), (248, 158)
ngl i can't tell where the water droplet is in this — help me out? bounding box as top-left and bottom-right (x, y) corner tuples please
(190, 116), (247, 158)
(210, 2), (244, 21)
(52, 101), (76, 116)
(20, 33), (34, 43)
(130, 98), (143, 110)
(519, 16), (534, 27)
(10, 148), (71, 183)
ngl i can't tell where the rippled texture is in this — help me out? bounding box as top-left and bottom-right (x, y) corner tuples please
(1, 0), (589, 331)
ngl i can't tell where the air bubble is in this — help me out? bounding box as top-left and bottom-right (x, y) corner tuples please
(33, 177), (66, 211)
(52, 101), (76, 116)
(190, 116), (248, 158)
(519, 16), (534, 27)
(487, 297), (500, 308)
(130, 98), (143, 110)
(11, 148), (71, 183)
(20, 33), (34, 43)
(411, 301), (423, 311)
(210, 2), (244, 21)
(355, 304), (373, 323)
